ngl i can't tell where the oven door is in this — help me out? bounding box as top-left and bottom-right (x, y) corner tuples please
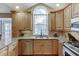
(64, 46), (76, 56)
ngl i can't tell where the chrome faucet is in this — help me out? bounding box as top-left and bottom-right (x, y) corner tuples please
(40, 28), (43, 37)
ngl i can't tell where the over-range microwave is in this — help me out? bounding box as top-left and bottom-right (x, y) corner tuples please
(71, 17), (79, 31)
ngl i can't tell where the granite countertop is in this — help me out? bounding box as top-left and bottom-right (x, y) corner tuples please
(13, 36), (59, 40)
(0, 36), (59, 50)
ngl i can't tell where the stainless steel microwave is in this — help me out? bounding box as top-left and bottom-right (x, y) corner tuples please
(71, 17), (79, 31)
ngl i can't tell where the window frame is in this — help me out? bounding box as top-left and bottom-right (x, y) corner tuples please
(32, 5), (48, 36)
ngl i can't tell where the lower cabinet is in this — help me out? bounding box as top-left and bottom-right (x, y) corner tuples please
(33, 40), (57, 55)
(21, 40), (33, 55)
(18, 39), (61, 56)
(0, 39), (63, 56)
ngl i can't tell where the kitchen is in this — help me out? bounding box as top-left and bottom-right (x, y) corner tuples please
(0, 3), (79, 56)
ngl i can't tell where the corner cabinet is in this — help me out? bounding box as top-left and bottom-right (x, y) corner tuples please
(64, 5), (72, 31)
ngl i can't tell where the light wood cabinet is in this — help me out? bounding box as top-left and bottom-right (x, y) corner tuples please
(12, 12), (27, 37)
(26, 12), (32, 30)
(0, 47), (8, 56)
(64, 5), (72, 31)
(33, 40), (53, 55)
(33, 39), (58, 55)
(58, 42), (64, 56)
(72, 3), (79, 18)
(18, 39), (60, 56)
(50, 12), (56, 31)
(11, 11), (32, 37)
(56, 10), (64, 31)
(52, 40), (58, 55)
(18, 40), (22, 55)
(18, 40), (33, 55)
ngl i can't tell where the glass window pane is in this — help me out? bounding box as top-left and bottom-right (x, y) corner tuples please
(2, 18), (12, 45)
(33, 6), (48, 36)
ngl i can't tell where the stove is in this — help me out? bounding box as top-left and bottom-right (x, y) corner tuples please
(64, 42), (79, 56)
(68, 41), (79, 48)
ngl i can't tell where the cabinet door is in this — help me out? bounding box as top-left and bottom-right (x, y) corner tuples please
(52, 40), (58, 55)
(72, 3), (79, 18)
(12, 13), (27, 37)
(33, 40), (54, 55)
(0, 47), (7, 56)
(58, 42), (63, 56)
(64, 5), (72, 31)
(42, 40), (54, 55)
(21, 40), (33, 55)
(50, 12), (56, 31)
(11, 12), (32, 37)
(26, 12), (32, 30)
(33, 40), (44, 55)
(56, 10), (64, 31)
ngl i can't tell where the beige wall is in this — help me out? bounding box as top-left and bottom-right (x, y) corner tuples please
(0, 13), (11, 18)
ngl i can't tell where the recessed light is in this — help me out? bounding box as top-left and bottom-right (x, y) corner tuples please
(56, 4), (60, 7)
(16, 6), (19, 9)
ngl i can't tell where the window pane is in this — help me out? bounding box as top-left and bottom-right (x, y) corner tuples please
(33, 6), (48, 36)
(2, 18), (12, 45)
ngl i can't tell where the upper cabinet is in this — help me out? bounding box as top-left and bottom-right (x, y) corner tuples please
(50, 12), (56, 31)
(50, 10), (64, 32)
(56, 10), (64, 31)
(64, 4), (72, 31)
(11, 11), (32, 37)
(72, 4), (79, 18)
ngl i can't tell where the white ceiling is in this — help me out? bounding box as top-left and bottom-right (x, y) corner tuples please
(0, 3), (69, 13)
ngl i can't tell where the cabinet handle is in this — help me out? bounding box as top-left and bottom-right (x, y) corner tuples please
(41, 44), (44, 46)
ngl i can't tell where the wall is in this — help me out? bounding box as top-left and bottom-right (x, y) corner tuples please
(12, 4), (70, 37)
(11, 4), (53, 37)
(0, 13), (11, 18)
(0, 20), (2, 34)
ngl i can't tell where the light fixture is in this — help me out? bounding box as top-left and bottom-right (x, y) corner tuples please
(56, 4), (60, 7)
(16, 6), (19, 9)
